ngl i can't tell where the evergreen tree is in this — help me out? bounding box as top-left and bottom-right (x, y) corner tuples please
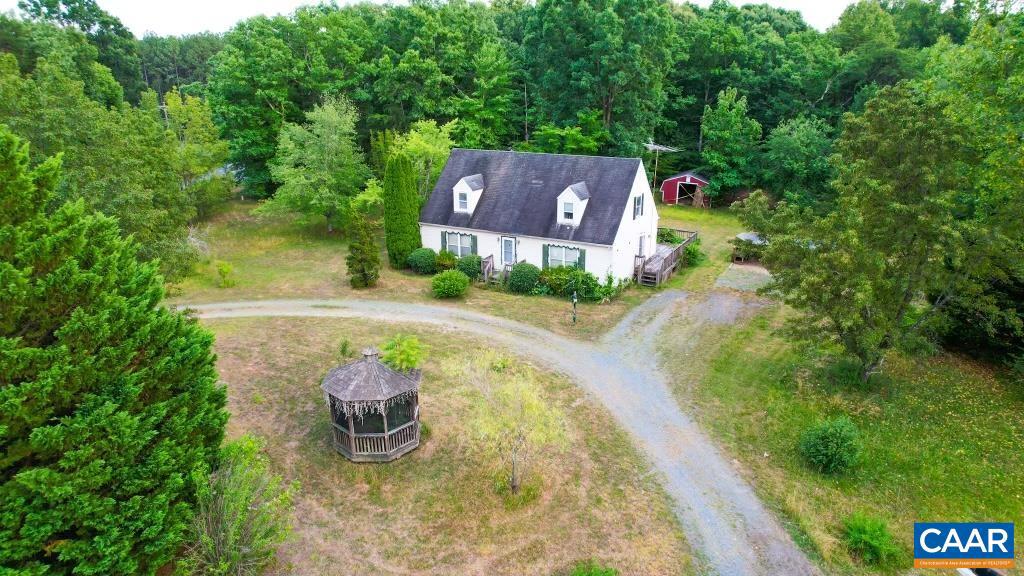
(0, 127), (227, 574)
(382, 152), (421, 268)
(346, 212), (381, 288)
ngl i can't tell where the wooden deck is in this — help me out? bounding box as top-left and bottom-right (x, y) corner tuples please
(635, 229), (699, 287)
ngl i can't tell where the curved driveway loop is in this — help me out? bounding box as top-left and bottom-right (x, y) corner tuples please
(186, 294), (820, 576)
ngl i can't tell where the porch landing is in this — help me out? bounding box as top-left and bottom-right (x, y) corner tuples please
(635, 229), (699, 287)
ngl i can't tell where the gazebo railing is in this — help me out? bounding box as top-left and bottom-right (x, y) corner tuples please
(332, 420), (419, 458)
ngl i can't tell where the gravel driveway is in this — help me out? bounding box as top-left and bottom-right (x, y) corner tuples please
(185, 294), (820, 576)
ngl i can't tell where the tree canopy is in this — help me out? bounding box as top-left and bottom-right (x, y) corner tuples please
(262, 94), (371, 232)
(0, 126), (227, 574)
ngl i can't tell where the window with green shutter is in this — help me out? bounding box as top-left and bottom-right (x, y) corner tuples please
(443, 231), (474, 257)
(547, 245), (581, 268)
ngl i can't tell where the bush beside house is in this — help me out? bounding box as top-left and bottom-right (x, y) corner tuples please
(457, 254), (482, 280)
(407, 247), (438, 275)
(508, 262), (541, 294)
(432, 269), (470, 298)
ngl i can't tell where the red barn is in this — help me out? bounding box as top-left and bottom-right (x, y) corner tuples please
(660, 171), (710, 206)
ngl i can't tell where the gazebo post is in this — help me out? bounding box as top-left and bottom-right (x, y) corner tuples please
(414, 394), (420, 442)
(347, 406), (356, 455)
(382, 403), (391, 455)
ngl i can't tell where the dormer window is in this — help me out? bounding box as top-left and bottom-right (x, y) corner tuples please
(453, 174), (484, 214)
(557, 182), (589, 226)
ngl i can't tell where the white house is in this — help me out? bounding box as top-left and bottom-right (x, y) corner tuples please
(419, 149), (659, 281)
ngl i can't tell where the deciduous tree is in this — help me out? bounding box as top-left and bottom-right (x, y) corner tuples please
(739, 82), (1014, 382)
(471, 355), (566, 494)
(701, 87), (762, 197)
(263, 94), (370, 233)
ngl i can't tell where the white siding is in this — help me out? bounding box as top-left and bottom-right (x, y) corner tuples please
(608, 164), (659, 280)
(419, 224), (616, 279)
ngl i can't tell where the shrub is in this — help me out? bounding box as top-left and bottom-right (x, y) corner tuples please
(179, 436), (297, 576)
(435, 249), (458, 270)
(431, 269), (470, 298)
(683, 238), (705, 267)
(799, 416), (862, 474)
(657, 227), (684, 244)
(407, 247), (438, 274)
(843, 513), (902, 568)
(381, 334), (425, 371)
(346, 213), (380, 288)
(215, 260), (236, 287)
(568, 561), (619, 576)
(508, 262), (541, 294)
(457, 254), (482, 280)
(538, 267), (607, 301)
(539, 266), (575, 295)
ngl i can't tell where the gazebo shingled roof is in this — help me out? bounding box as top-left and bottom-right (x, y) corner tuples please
(320, 348), (420, 417)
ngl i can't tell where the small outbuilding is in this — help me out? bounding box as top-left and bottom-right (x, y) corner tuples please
(732, 232), (766, 263)
(660, 171), (710, 207)
(321, 347), (421, 462)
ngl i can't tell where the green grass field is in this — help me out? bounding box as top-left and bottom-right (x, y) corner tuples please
(170, 201), (742, 339)
(676, 306), (1024, 574)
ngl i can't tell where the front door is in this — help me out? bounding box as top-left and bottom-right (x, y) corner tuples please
(501, 236), (516, 265)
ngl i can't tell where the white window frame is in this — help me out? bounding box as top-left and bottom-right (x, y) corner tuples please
(446, 232), (473, 257)
(457, 191), (468, 211)
(633, 195), (644, 219)
(549, 245), (580, 268)
(563, 201), (574, 221)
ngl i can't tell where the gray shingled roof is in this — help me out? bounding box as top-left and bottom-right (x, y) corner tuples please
(420, 149), (643, 245)
(321, 348), (420, 403)
(567, 181), (590, 200)
(461, 173), (484, 190)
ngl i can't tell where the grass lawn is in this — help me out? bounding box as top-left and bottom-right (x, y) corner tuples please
(657, 204), (745, 293)
(170, 201), (743, 339)
(667, 304), (1024, 575)
(207, 316), (692, 575)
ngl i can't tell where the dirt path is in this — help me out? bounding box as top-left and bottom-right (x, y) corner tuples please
(185, 295), (819, 576)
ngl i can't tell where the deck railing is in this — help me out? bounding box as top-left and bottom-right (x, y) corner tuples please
(332, 421), (419, 457)
(636, 229), (700, 286)
(481, 255), (494, 282)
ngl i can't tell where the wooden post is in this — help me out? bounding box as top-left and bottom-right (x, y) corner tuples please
(347, 407), (356, 454)
(382, 407), (390, 455)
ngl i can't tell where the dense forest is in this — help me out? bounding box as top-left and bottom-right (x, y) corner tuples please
(0, 0), (1020, 357)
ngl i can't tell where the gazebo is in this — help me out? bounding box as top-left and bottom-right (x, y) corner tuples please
(321, 347), (421, 462)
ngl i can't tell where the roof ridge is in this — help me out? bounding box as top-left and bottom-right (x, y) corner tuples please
(451, 147), (643, 162)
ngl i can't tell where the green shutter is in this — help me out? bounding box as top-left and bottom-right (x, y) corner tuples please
(542, 244), (549, 269)
(577, 248), (586, 271)
(471, 234), (478, 255)
(440, 231), (447, 252)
